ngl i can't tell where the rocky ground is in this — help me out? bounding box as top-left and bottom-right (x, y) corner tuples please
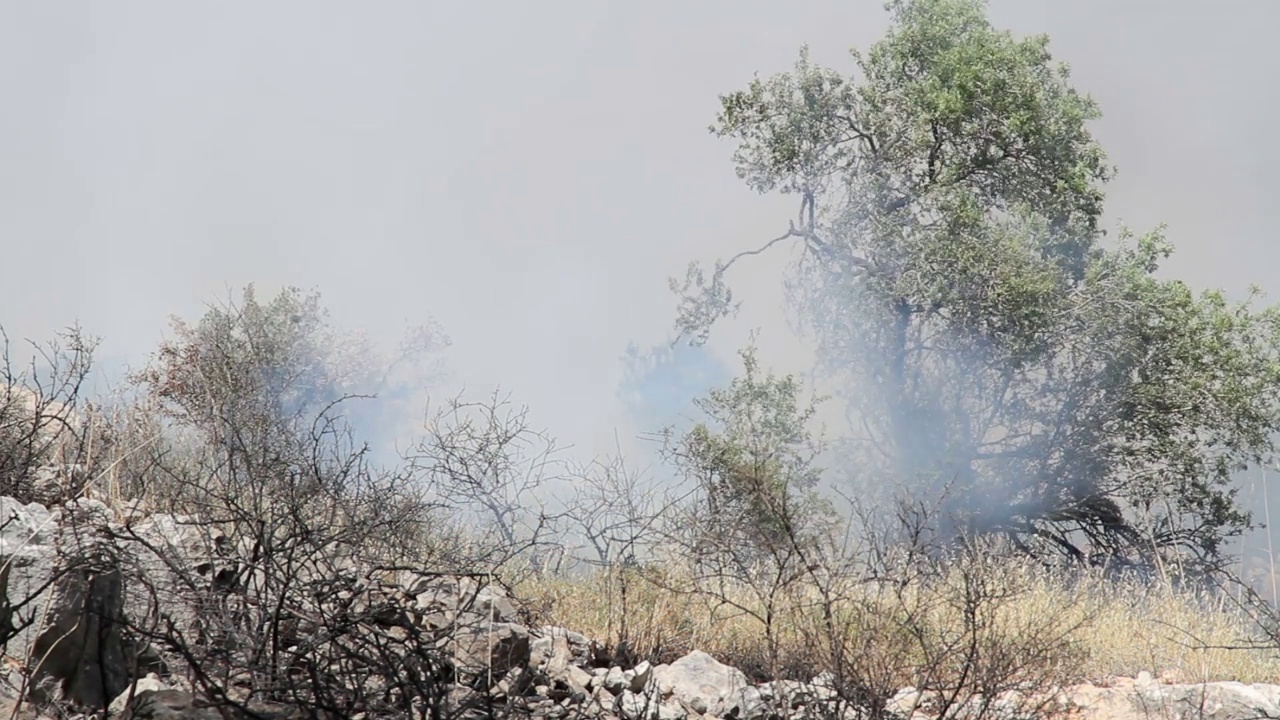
(0, 495), (1277, 720)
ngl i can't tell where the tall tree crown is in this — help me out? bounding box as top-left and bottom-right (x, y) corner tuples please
(675, 0), (1280, 571)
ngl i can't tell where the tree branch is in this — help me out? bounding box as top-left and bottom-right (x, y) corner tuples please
(720, 225), (805, 274)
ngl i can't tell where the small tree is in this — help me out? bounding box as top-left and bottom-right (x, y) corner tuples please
(665, 345), (829, 565)
(111, 285), (518, 718)
(0, 324), (100, 505)
(648, 346), (834, 679)
(135, 284), (447, 461)
(405, 390), (566, 580)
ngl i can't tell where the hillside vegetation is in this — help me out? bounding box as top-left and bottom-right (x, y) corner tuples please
(4, 1), (1280, 717)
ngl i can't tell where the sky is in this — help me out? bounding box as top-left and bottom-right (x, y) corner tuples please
(2, 1), (1279, 478)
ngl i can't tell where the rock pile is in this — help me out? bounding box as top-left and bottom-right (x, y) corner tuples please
(0, 496), (1277, 720)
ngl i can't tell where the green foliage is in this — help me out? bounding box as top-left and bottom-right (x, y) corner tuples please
(675, 0), (1280, 569)
(665, 345), (830, 559)
(135, 285), (446, 457)
(126, 286), (370, 505)
(138, 286), (360, 426)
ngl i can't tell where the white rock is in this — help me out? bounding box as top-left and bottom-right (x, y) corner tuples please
(630, 660), (654, 693)
(652, 650), (751, 718)
(567, 665), (594, 694)
(619, 690), (658, 720)
(108, 674), (167, 714)
(605, 666), (629, 695)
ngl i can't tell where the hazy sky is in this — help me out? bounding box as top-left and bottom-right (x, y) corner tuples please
(3, 1), (1278, 464)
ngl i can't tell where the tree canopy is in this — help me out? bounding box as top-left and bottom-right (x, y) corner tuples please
(673, 0), (1280, 572)
(136, 285), (448, 462)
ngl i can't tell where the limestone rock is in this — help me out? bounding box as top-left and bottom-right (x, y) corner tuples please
(449, 621), (532, 685)
(109, 673), (168, 715)
(652, 650), (750, 718)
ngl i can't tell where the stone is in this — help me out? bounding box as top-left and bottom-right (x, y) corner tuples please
(604, 665), (629, 695)
(448, 621), (532, 684)
(543, 633), (573, 682)
(404, 572), (520, 626)
(656, 699), (688, 720)
(0, 497), (58, 656)
(126, 690), (223, 720)
(619, 690), (660, 720)
(629, 660), (653, 693)
(731, 685), (770, 720)
(652, 650), (750, 718)
(109, 673), (168, 714)
(539, 626), (595, 667)
(122, 689), (301, 719)
(888, 686), (925, 716)
(0, 498), (129, 709)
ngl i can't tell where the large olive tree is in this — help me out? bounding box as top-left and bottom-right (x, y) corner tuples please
(674, 0), (1280, 571)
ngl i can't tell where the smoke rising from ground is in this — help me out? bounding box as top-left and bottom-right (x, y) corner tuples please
(3, 2), (1280, 580)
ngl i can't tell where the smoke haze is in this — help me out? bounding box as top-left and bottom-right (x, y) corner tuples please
(2, 2), (1278, 540)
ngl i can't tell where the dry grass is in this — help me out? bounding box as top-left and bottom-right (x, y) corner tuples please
(1068, 577), (1280, 684)
(518, 559), (1280, 686)
(20, 386), (1280, 689)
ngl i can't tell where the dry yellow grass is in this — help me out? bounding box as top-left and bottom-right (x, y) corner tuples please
(518, 559), (1280, 686)
(48, 393), (1280, 687)
(1067, 577), (1280, 684)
